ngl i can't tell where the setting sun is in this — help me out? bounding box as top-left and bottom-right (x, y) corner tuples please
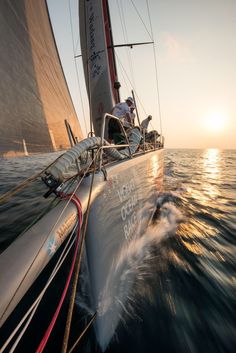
(203, 112), (227, 132)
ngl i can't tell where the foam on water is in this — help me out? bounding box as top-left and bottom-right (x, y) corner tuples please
(95, 197), (183, 351)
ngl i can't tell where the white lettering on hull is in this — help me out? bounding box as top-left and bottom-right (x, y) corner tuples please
(117, 179), (140, 241)
(117, 179), (135, 203)
(102, 175), (142, 241)
(121, 194), (138, 221)
(124, 211), (138, 240)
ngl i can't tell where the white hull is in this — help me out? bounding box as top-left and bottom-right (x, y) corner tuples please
(86, 149), (163, 349)
(0, 149), (163, 349)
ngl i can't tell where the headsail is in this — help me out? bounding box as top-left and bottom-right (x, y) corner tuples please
(0, 0), (83, 157)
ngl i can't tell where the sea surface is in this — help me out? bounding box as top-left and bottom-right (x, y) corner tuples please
(0, 149), (235, 353)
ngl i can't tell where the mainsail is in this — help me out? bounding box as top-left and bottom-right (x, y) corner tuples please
(79, 0), (119, 137)
(0, 0), (83, 157)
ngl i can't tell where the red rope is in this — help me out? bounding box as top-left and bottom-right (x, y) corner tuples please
(35, 195), (82, 353)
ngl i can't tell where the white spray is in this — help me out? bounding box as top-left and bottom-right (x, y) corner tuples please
(96, 199), (183, 351)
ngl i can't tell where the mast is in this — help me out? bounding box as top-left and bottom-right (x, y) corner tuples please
(102, 0), (120, 103)
(79, 0), (116, 137)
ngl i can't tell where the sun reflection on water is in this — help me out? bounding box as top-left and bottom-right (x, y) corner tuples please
(201, 148), (222, 200)
(186, 149), (223, 207)
(203, 148), (221, 180)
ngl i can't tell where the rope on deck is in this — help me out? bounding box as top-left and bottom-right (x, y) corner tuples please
(60, 149), (100, 353)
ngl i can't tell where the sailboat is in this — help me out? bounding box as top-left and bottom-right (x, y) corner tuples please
(0, 0), (164, 352)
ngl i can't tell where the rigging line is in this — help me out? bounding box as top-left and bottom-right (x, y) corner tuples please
(115, 53), (148, 116)
(61, 148), (100, 353)
(36, 197), (83, 353)
(115, 53), (133, 95)
(68, 0), (88, 136)
(68, 0), (76, 55)
(0, 153), (97, 325)
(121, 0), (136, 90)
(146, 0), (163, 134)
(67, 312), (97, 353)
(74, 36), (80, 57)
(117, 0), (136, 90)
(74, 59), (88, 137)
(116, 0), (126, 41)
(117, 62), (130, 95)
(73, 12), (81, 58)
(1, 224), (78, 353)
(130, 0), (152, 41)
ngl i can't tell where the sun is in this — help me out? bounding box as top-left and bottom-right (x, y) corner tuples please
(203, 112), (227, 132)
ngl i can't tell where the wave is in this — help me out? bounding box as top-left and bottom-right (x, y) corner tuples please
(94, 194), (183, 351)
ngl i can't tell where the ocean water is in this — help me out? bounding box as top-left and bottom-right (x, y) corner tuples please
(0, 152), (62, 251)
(104, 148), (236, 353)
(0, 149), (235, 353)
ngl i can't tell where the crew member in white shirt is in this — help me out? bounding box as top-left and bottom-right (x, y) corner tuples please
(111, 96), (134, 127)
(108, 97), (135, 143)
(140, 115), (152, 133)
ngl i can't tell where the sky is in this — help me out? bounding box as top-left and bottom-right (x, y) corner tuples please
(47, 0), (236, 149)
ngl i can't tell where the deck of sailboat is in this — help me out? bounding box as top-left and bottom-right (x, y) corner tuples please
(101, 144), (163, 167)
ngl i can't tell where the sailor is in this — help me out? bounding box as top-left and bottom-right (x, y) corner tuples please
(108, 97), (135, 143)
(140, 115), (152, 133)
(112, 96), (134, 126)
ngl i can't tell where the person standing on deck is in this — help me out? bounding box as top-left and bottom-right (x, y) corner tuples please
(140, 115), (152, 133)
(112, 96), (134, 126)
(108, 97), (135, 142)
